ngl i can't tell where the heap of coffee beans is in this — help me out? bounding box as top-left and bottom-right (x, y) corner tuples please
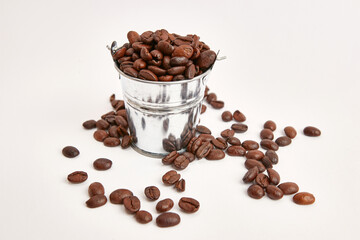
(110, 29), (216, 81)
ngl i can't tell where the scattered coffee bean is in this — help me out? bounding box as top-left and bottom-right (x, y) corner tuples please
(267, 168), (280, 185)
(135, 210), (153, 224)
(115, 115), (128, 128)
(275, 136), (291, 147)
(156, 212), (181, 227)
(62, 146), (80, 158)
(178, 197), (200, 213)
(211, 137), (227, 150)
(82, 120), (97, 129)
(67, 171), (88, 183)
(206, 149), (225, 160)
(242, 167), (259, 183)
(233, 110), (246, 122)
(247, 184), (265, 199)
(278, 182), (299, 195)
(264, 120), (276, 131)
(293, 192), (315, 205)
(260, 139), (279, 151)
(260, 156), (273, 169)
(123, 196), (141, 213)
(110, 189), (133, 204)
(265, 150), (278, 164)
(88, 182), (105, 197)
(195, 141), (213, 159)
(266, 185), (283, 200)
(226, 146), (246, 156)
(221, 129), (235, 138)
(104, 137), (121, 147)
(284, 126), (297, 139)
(109, 125), (120, 138)
(231, 123), (248, 133)
(183, 152), (195, 162)
(242, 140), (259, 150)
(86, 195), (107, 208)
(221, 111), (233, 122)
(227, 136), (241, 146)
(196, 125), (211, 134)
(144, 186), (160, 200)
(260, 129), (274, 140)
(96, 119), (110, 130)
(93, 158), (112, 170)
(121, 135), (132, 148)
(303, 126), (321, 137)
(246, 150), (265, 160)
(175, 179), (186, 192)
(255, 173), (270, 188)
(206, 93), (217, 103)
(162, 151), (179, 165)
(162, 170), (181, 185)
(201, 105), (207, 114)
(173, 155), (190, 169)
(93, 130), (109, 142)
(245, 159), (265, 172)
(210, 100), (224, 109)
(198, 134), (215, 142)
(156, 198), (174, 212)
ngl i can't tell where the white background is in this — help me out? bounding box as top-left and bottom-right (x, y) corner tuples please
(1, 0), (359, 239)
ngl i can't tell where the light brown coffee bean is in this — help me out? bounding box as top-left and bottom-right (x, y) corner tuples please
(88, 182), (105, 197)
(123, 196), (141, 213)
(264, 120), (276, 131)
(139, 69), (158, 81)
(127, 31), (141, 45)
(265, 150), (278, 164)
(247, 184), (265, 199)
(233, 110), (246, 122)
(293, 192), (315, 205)
(135, 210), (153, 224)
(242, 167), (259, 183)
(175, 179), (186, 192)
(67, 171), (88, 183)
(278, 182), (299, 195)
(156, 198), (174, 212)
(303, 126), (321, 137)
(227, 136), (241, 146)
(206, 93), (217, 103)
(196, 125), (211, 134)
(267, 168), (280, 185)
(231, 123), (248, 133)
(260, 129), (274, 140)
(144, 186), (160, 200)
(284, 126), (297, 139)
(162, 170), (181, 185)
(195, 141), (213, 159)
(221, 111), (233, 122)
(221, 129), (235, 138)
(183, 151), (195, 162)
(198, 134), (215, 142)
(211, 138), (227, 150)
(178, 197), (200, 213)
(245, 159), (265, 172)
(93, 130), (108, 142)
(156, 212), (181, 227)
(162, 151), (179, 165)
(206, 149), (225, 160)
(275, 136), (292, 147)
(93, 158), (112, 170)
(110, 189), (133, 204)
(86, 195), (107, 208)
(226, 146), (246, 156)
(173, 155), (190, 170)
(266, 185), (283, 200)
(242, 140), (259, 150)
(103, 137), (121, 147)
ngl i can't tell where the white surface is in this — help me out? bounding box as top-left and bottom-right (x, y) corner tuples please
(0, 0), (359, 239)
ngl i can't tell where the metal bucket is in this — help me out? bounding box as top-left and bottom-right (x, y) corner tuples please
(115, 64), (214, 158)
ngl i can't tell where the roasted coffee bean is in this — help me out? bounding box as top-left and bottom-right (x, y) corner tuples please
(113, 47), (126, 60)
(101, 111), (115, 119)
(196, 141), (213, 159)
(167, 66), (186, 75)
(303, 126), (321, 137)
(93, 158), (112, 170)
(115, 116), (128, 128)
(210, 100), (224, 109)
(117, 125), (129, 137)
(111, 99), (120, 108)
(139, 69), (158, 81)
(247, 184), (265, 199)
(186, 137), (197, 152)
(163, 139), (176, 152)
(62, 146), (79, 158)
(121, 135), (132, 149)
(179, 197), (200, 213)
(114, 101), (125, 111)
(183, 152), (195, 162)
(198, 134), (215, 142)
(159, 75), (174, 81)
(170, 57), (188, 66)
(246, 150), (265, 160)
(162, 151), (179, 165)
(260, 156), (273, 169)
(135, 210), (152, 224)
(206, 149), (225, 160)
(255, 173), (270, 188)
(278, 182), (299, 195)
(264, 120), (276, 131)
(172, 45), (194, 59)
(260, 129), (274, 140)
(123, 196), (141, 213)
(173, 75), (185, 81)
(293, 192), (315, 205)
(148, 65), (166, 76)
(140, 30), (154, 44)
(94, 129), (109, 141)
(88, 182), (105, 197)
(175, 179), (186, 192)
(233, 110), (246, 122)
(156, 198), (174, 212)
(284, 126), (297, 139)
(162, 170), (181, 185)
(245, 159), (265, 172)
(201, 104), (207, 114)
(242, 167), (259, 183)
(196, 125), (211, 134)
(118, 56), (132, 64)
(110, 189), (133, 204)
(221, 111), (233, 122)
(190, 137), (203, 154)
(103, 137), (121, 147)
(83, 120), (97, 129)
(144, 186), (160, 200)
(116, 109), (127, 118)
(231, 123), (248, 133)
(221, 129), (235, 138)
(133, 58), (147, 71)
(185, 64), (196, 79)
(150, 49), (163, 60)
(125, 48), (134, 56)
(226, 146), (246, 156)
(119, 61), (134, 71)
(266, 185), (283, 200)
(156, 212), (181, 227)
(157, 40), (174, 55)
(227, 136), (241, 146)
(242, 140), (259, 150)
(96, 119), (110, 130)
(196, 50), (216, 69)
(123, 67), (139, 78)
(132, 42), (152, 52)
(173, 155), (190, 170)
(275, 136), (291, 147)
(109, 125), (120, 138)
(127, 31), (141, 45)
(265, 150), (278, 164)
(104, 115), (116, 124)
(211, 137), (227, 150)
(67, 171), (88, 183)
(86, 195), (107, 208)
(260, 139), (279, 151)
(206, 93), (217, 103)
(161, 56), (171, 70)
(132, 53), (140, 61)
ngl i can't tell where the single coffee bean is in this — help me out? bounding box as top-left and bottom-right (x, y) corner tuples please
(201, 104), (207, 114)
(206, 149), (225, 160)
(148, 65), (166, 76)
(260, 129), (274, 140)
(162, 151), (179, 165)
(173, 74), (185, 81)
(162, 139), (176, 152)
(231, 123), (248, 133)
(139, 69), (158, 81)
(132, 42), (152, 52)
(284, 126), (297, 139)
(226, 146), (246, 156)
(210, 100), (224, 109)
(140, 30), (154, 44)
(293, 192), (315, 205)
(140, 47), (153, 61)
(246, 150), (265, 160)
(266, 185), (284, 200)
(173, 155), (190, 170)
(114, 100), (125, 111)
(127, 31), (141, 45)
(178, 197), (200, 213)
(135, 210), (153, 224)
(83, 120), (97, 129)
(109, 125), (120, 138)
(233, 110), (246, 122)
(264, 120), (276, 131)
(110, 189), (133, 204)
(88, 182), (105, 197)
(144, 186), (160, 200)
(260, 139), (279, 151)
(278, 182), (299, 195)
(196, 125), (211, 134)
(185, 64), (196, 79)
(117, 125), (129, 137)
(167, 66), (186, 75)
(104, 115), (116, 124)
(159, 75), (174, 81)
(211, 138), (227, 150)
(103, 137), (121, 147)
(86, 195), (107, 208)
(175, 179), (185, 192)
(275, 136), (291, 147)
(125, 48), (134, 56)
(190, 137), (203, 154)
(195, 141), (213, 159)
(156, 212), (181, 227)
(133, 58), (147, 71)
(162, 170), (181, 185)
(206, 93), (217, 103)
(242, 140), (259, 150)
(113, 47), (126, 60)
(255, 173), (270, 188)
(247, 184), (265, 199)
(260, 156), (273, 169)
(123, 196), (141, 213)
(67, 171), (88, 183)
(157, 40), (174, 55)
(150, 49), (163, 60)
(115, 116), (128, 128)
(186, 137), (197, 152)
(221, 111), (233, 122)
(198, 134), (215, 142)
(121, 135), (132, 149)
(156, 198), (174, 212)
(265, 150), (278, 164)
(116, 109), (127, 118)
(303, 126), (321, 137)
(245, 159), (265, 172)
(119, 61), (134, 71)
(227, 136), (241, 146)
(172, 45), (194, 59)
(196, 50), (216, 69)
(183, 152), (195, 162)
(96, 119), (110, 130)
(242, 167), (259, 183)
(62, 146), (80, 158)
(221, 129), (235, 138)
(93, 158), (112, 170)
(170, 56), (189, 66)
(101, 110), (115, 119)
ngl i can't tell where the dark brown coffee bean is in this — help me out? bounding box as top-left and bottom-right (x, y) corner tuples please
(175, 179), (186, 192)
(62, 146), (79, 158)
(255, 173), (270, 188)
(265, 150), (278, 164)
(247, 184), (265, 199)
(88, 182), (105, 197)
(104, 115), (116, 124)
(206, 149), (225, 160)
(113, 47), (126, 60)
(86, 195), (107, 208)
(127, 31), (141, 45)
(246, 150), (265, 160)
(132, 42), (152, 52)
(123, 196), (141, 213)
(233, 110), (246, 122)
(195, 141), (213, 159)
(103, 137), (121, 147)
(114, 116), (127, 127)
(293, 192), (315, 205)
(109, 125), (120, 138)
(167, 66), (186, 75)
(198, 134), (215, 142)
(266, 185), (284, 200)
(139, 69), (158, 81)
(156, 198), (174, 212)
(67, 171), (88, 183)
(150, 49), (163, 60)
(125, 48), (134, 56)
(186, 137), (197, 152)
(267, 168), (280, 185)
(242, 140), (259, 150)
(157, 40), (174, 55)
(121, 135), (132, 149)
(196, 125), (211, 134)
(242, 167), (259, 183)
(260, 129), (274, 140)
(210, 100), (224, 109)
(140, 30), (154, 44)
(133, 59), (147, 71)
(179, 197), (200, 213)
(185, 64), (196, 79)
(120, 61), (134, 71)
(170, 57), (189, 66)
(159, 75), (174, 81)
(116, 109), (127, 118)
(260, 156), (273, 169)
(173, 74), (185, 81)
(190, 137), (203, 154)
(148, 65), (166, 76)
(226, 146), (246, 156)
(162, 170), (181, 185)
(83, 120), (96, 129)
(227, 136), (241, 146)
(264, 120), (276, 131)
(303, 126), (321, 136)
(284, 126), (297, 139)
(275, 136), (291, 147)
(96, 119), (109, 130)
(132, 53), (140, 61)
(93, 158), (112, 170)
(162, 151), (179, 165)
(101, 110), (116, 119)
(173, 155), (190, 170)
(221, 111), (233, 122)
(163, 139), (176, 152)
(206, 93), (217, 103)
(196, 50), (216, 69)
(172, 45), (194, 59)
(245, 159), (265, 172)
(204, 86), (209, 97)
(201, 105), (207, 114)
(211, 138), (227, 150)
(123, 67), (138, 78)
(260, 139), (279, 151)
(221, 129), (235, 138)
(156, 212), (180, 227)
(231, 123), (248, 133)
(110, 189), (133, 204)
(278, 182), (299, 195)
(110, 99), (120, 108)
(135, 210), (152, 224)
(144, 186), (160, 200)
(118, 56), (132, 64)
